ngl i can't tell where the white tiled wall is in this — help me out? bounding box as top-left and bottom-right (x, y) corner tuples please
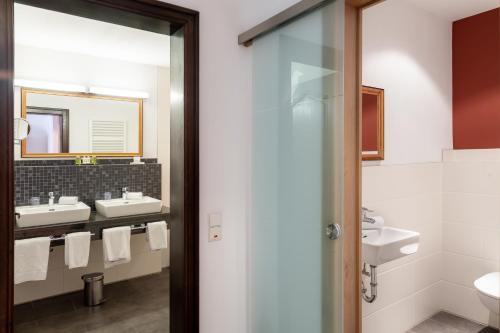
(15, 234), (164, 304)
(362, 152), (500, 332)
(362, 163), (443, 333)
(442, 149), (500, 328)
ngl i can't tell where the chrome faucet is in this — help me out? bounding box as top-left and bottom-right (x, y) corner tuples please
(362, 207), (376, 224)
(122, 187), (128, 199)
(48, 192), (55, 206)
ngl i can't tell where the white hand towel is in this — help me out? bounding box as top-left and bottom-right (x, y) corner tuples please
(126, 192), (143, 200)
(147, 221), (168, 251)
(102, 226), (131, 268)
(64, 232), (91, 269)
(15, 237), (51, 284)
(362, 216), (384, 230)
(58, 196), (79, 205)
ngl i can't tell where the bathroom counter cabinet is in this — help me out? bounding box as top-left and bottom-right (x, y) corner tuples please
(14, 206), (170, 245)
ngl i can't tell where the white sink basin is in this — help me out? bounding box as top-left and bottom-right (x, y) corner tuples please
(362, 227), (420, 266)
(95, 196), (162, 218)
(15, 202), (91, 227)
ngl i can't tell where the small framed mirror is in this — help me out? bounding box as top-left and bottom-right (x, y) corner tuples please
(362, 86), (384, 161)
(14, 118), (30, 144)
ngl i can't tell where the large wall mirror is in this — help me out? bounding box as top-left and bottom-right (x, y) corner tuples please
(21, 88), (143, 157)
(362, 86), (384, 161)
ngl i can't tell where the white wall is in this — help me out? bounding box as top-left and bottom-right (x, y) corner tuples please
(157, 66), (171, 267)
(15, 44), (168, 159)
(157, 66), (171, 207)
(238, 0), (301, 31)
(362, 0), (453, 165)
(442, 149), (500, 328)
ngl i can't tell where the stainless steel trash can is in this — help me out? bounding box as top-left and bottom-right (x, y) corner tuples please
(82, 272), (105, 306)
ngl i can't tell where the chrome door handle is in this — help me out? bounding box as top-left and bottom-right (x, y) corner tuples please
(326, 223), (342, 240)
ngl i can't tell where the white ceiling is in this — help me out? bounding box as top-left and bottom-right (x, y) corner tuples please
(404, 0), (499, 22)
(14, 4), (170, 67)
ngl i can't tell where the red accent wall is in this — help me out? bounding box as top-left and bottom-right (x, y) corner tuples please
(453, 9), (500, 149)
(362, 93), (378, 151)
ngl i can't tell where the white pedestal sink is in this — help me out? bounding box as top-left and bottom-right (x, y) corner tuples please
(95, 196), (162, 218)
(15, 202), (91, 227)
(362, 227), (420, 266)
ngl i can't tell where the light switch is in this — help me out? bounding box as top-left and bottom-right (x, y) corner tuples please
(209, 213), (222, 228)
(209, 213), (222, 242)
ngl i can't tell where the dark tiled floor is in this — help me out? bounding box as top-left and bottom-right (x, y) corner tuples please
(408, 312), (499, 333)
(14, 269), (169, 333)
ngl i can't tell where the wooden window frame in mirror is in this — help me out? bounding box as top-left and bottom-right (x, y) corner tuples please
(362, 85), (384, 161)
(20, 88), (144, 158)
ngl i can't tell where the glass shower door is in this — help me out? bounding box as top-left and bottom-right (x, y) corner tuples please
(250, 1), (345, 332)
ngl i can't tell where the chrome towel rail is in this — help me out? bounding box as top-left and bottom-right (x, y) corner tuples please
(48, 223), (156, 242)
(130, 224), (147, 231)
(49, 233), (95, 242)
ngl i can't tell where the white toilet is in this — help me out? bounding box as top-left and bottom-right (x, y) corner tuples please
(474, 272), (499, 316)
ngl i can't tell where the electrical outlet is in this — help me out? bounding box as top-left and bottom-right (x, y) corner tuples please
(209, 213), (222, 242)
(209, 225), (222, 242)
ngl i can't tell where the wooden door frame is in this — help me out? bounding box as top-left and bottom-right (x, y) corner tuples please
(0, 1), (199, 333)
(344, 1), (383, 332)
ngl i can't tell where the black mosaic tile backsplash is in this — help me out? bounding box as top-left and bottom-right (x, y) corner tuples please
(15, 159), (161, 210)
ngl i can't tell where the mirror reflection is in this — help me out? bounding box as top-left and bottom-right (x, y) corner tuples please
(362, 86), (384, 161)
(13, 117), (30, 143)
(22, 89), (143, 157)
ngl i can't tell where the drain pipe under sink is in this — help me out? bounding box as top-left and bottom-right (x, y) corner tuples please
(362, 263), (378, 303)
